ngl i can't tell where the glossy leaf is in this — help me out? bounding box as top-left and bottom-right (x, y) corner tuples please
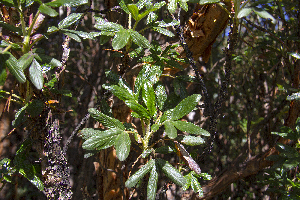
(88, 108), (125, 130)
(125, 159), (155, 188)
(253, 8), (276, 24)
(127, 4), (139, 20)
(142, 81), (157, 117)
(135, 64), (162, 95)
(62, 31), (81, 42)
(288, 52), (300, 60)
(191, 175), (202, 194)
(117, 0), (130, 14)
(103, 84), (134, 101)
(152, 27), (174, 37)
(178, 0), (188, 12)
(156, 158), (186, 186)
(112, 29), (130, 50)
(33, 53), (62, 68)
(12, 104), (28, 127)
(80, 128), (104, 140)
(161, 94), (201, 122)
(199, 0), (220, 4)
(29, 59), (44, 90)
(82, 129), (121, 150)
(58, 13), (83, 29)
(46, 0), (88, 7)
(130, 30), (151, 48)
(0, 52), (26, 83)
(155, 83), (167, 110)
(146, 12), (158, 24)
(237, 7), (252, 18)
(182, 135), (205, 146)
(18, 53), (34, 70)
(164, 121), (177, 139)
(63, 29), (101, 40)
(125, 100), (150, 119)
(147, 164), (158, 200)
(183, 173), (192, 191)
(168, 0), (177, 14)
(38, 4), (58, 17)
(151, 124), (160, 133)
(115, 132), (131, 161)
(172, 120), (210, 136)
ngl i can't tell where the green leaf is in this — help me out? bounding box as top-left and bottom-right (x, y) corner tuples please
(191, 175), (202, 194)
(182, 135), (205, 146)
(142, 81), (157, 117)
(130, 30), (151, 48)
(117, 0), (131, 14)
(58, 13), (83, 29)
(138, 1), (166, 20)
(125, 100), (150, 119)
(112, 29), (130, 50)
(156, 19), (179, 27)
(146, 12), (158, 24)
(168, 0), (177, 14)
(172, 121), (210, 136)
(179, 0), (188, 12)
(253, 8), (276, 24)
(125, 159), (155, 188)
(161, 94), (201, 121)
(12, 104), (28, 127)
(63, 30), (101, 40)
(47, 26), (59, 33)
(127, 4), (139, 20)
(165, 59), (183, 70)
(29, 59), (44, 90)
(0, 52), (26, 83)
(199, 0), (220, 4)
(103, 84), (135, 101)
(88, 108), (125, 130)
(62, 31), (81, 42)
(46, 0), (88, 7)
(183, 173), (192, 191)
(156, 158), (186, 186)
(155, 83), (167, 110)
(135, 64), (162, 96)
(26, 99), (44, 117)
(237, 7), (252, 19)
(152, 27), (174, 37)
(155, 145), (174, 154)
(115, 132), (131, 161)
(33, 53), (62, 68)
(38, 4), (58, 17)
(151, 124), (160, 133)
(18, 52), (34, 70)
(82, 129), (121, 150)
(164, 121), (177, 139)
(147, 164), (158, 200)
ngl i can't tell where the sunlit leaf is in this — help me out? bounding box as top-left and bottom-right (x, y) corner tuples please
(130, 30), (151, 48)
(115, 132), (131, 161)
(88, 108), (125, 130)
(147, 164), (158, 200)
(0, 52), (26, 83)
(112, 29), (130, 50)
(182, 135), (205, 146)
(199, 0), (220, 4)
(153, 27), (174, 37)
(237, 8), (252, 19)
(172, 120), (210, 136)
(288, 52), (300, 59)
(161, 94), (201, 122)
(253, 8), (276, 24)
(125, 100), (150, 119)
(156, 158), (186, 186)
(58, 13), (83, 29)
(82, 129), (121, 150)
(29, 59), (44, 90)
(127, 4), (139, 20)
(125, 159), (155, 188)
(142, 81), (157, 117)
(46, 0), (88, 7)
(164, 120), (177, 139)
